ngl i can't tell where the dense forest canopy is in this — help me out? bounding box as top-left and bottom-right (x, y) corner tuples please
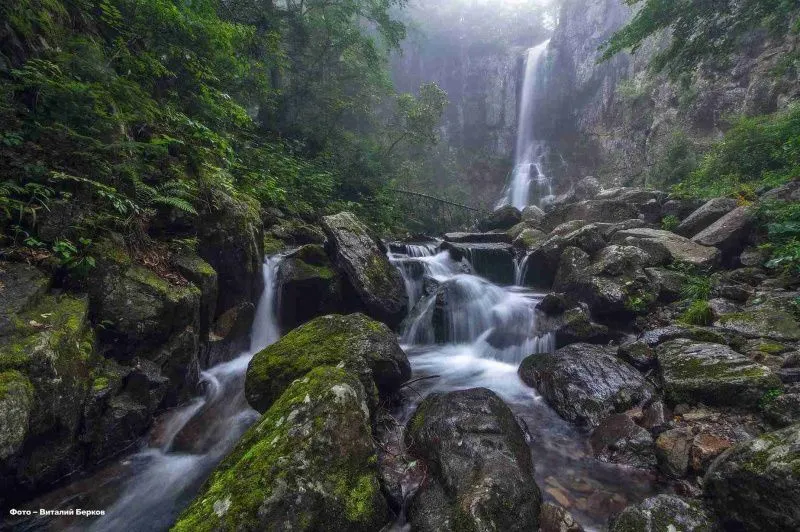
(0, 0), (452, 266)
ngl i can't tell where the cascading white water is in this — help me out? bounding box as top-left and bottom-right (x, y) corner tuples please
(499, 39), (553, 210)
(85, 256), (283, 532)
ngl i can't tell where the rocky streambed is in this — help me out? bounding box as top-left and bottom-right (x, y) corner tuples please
(3, 179), (800, 531)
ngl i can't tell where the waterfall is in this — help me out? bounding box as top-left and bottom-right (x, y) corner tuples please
(499, 39), (552, 210)
(86, 256), (283, 532)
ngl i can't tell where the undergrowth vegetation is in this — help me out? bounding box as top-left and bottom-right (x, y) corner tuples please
(0, 0), (446, 268)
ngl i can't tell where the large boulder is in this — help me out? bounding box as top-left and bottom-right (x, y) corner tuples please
(610, 495), (718, 532)
(705, 424), (800, 531)
(0, 294), (94, 499)
(692, 206), (754, 263)
(174, 366), (388, 532)
(0, 262), (51, 336)
(760, 180), (800, 202)
(518, 344), (654, 427)
(714, 293), (800, 342)
(322, 212), (408, 327)
(245, 313), (410, 412)
(480, 205), (522, 231)
(444, 232), (512, 244)
(521, 205), (546, 226)
(676, 198), (738, 237)
(657, 339), (781, 408)
(405, 388), (541, 531)
(277, 245), (343, 332)
(541, 200), (641, 232)
(521, 224), (608, 287)
(612, 228), (720, 268)
(198, 191), (264, 318)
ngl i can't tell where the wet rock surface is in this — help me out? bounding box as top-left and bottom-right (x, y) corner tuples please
(405, 387), (542, 531)
(519, 344), (654, 428)
(610, 494), (718, 532)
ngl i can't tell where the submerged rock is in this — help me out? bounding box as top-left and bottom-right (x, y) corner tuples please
(705, 424), (800, 531)
(405, 387), (541, 531)
(610, 494), (718, 532)
(174, 366), (388, 532)
(519, 344), (654, 428)
(590, 413), (656, 469)
(322, 212), (408, 327)
(245, 313), (410, 412)
(656, 339), (781, 408)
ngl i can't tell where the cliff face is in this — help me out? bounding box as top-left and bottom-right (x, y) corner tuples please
(538, 0), (800, 189)
(390, 1), (551, 208)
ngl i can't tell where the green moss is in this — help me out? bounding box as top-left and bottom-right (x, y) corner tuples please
(92, 376), (110, 392)
(0, 370), (33, 400)
(173, 366), (385, 531)
(245, 313), (402, 413)
(757, 342), (787, 355)
(263, 235), (285, 255)
(364, 254), (393, 289)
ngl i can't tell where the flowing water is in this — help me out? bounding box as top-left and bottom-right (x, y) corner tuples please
(12, 256), (284, 532)
(499, 39), (554, 210)
(389, 243), (659, 530)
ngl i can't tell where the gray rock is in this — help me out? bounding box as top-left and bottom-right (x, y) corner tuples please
(655, 427), (694, 478)
(518, 343), (654, 428)
(443, 232), (512, 244)
(481, 205), (522, 231)
(277, 244), (343, 332)
(762, 394), (800, 427)
(322, 211), (408, 327)
(539, 502), (583, 532)
(521, 204), (546, 226)
(657, 339), (781, 407)
(612, 228), (720, 268)
(760, 180), (800, 202)
(405, 388), (541, 532)
(645, 267), (689, 303)
(512, 228), (547, 250)
(676, 198), (738, 237)
(610, 495), (718, 532)
(705, 424), (800, 531)
(691, 206), (754, 262)
(715, 293), (800, 341)
(542, 200), (641, 232)
(554, 307), (613, 348)
(0, 262), (51, 336)
(590, 413), (656, 469)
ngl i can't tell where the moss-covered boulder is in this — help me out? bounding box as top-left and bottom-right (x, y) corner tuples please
(245, 313), (410, 413)
(173, 366), (388, 532)
(322, 212), (408, 327)
(0, 294), (94, 495)
(518, 344), (654, 428)
(405, 387), (541, 531)
(612, 228), (720, 268)
(0, 370), (34, 460)
(0, 261), (51, 336)
(541, 199), (641, 232)
(657, 339), (781, 408)
(198, 190), (264, 318)
(554, 307), (613, 348)
(172, 250), (218, 340)
(277, 244), (343, 332)
(610, 495), (718, 532)
(715, 293), (800, 342)
(705, 424), (800, 531)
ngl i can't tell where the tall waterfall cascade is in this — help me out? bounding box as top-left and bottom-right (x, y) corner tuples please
(498, 39), (552, 210)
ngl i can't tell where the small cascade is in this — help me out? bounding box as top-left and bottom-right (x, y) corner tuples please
(81, 256), (284, 532)
(514, 253), (530, 286)
(498, 39), (553, 210)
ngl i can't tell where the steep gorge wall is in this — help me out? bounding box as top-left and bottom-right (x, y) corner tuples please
(537, 0), (800, 189)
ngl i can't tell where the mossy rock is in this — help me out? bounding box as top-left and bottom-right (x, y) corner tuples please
(705, 424), (800, 531)
(277, 245), (343, 332)
(0, 370), (34, 460)
(657, 339), (782, 408)
(173, 366), (388, 532)
(172, 251), (218, 339)
(245, 313), (410, 413)
(715, 296), (800, 342)
(0, 294), (95, 492)
(0, 261), (51, 336)
(610, 494), (718, 532)
(321, 212), (407, 327)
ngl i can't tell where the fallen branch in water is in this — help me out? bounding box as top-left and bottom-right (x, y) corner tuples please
(399, 375), (440, 389)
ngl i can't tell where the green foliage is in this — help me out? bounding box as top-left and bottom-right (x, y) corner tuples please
(680, 272), (713, 302)
(600, 0), (800, 77)
(675, 105), (800, 200)
(679, 299), (714, 326)
(386, 83), (448, 156)
(661, 215), (680, 232)
(647, 131), (698, 188)
(0, 0), (431, 251)
(760, 201), (800, 273)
